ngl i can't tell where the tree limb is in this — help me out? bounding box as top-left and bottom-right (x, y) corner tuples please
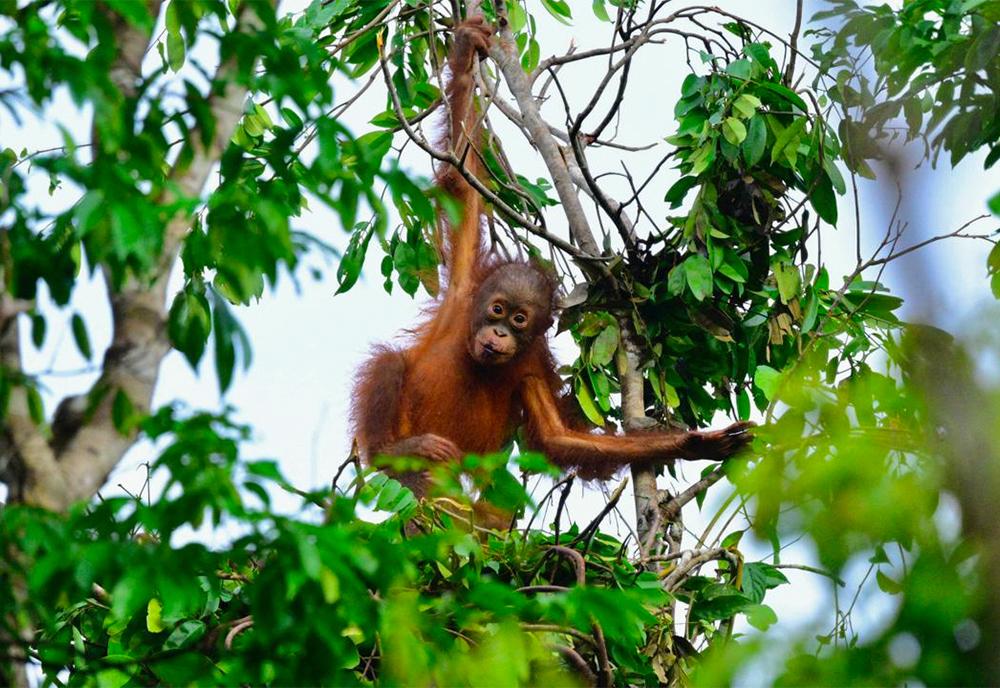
(488, 16), (602, 257)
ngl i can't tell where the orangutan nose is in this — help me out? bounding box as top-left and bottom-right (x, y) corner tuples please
(493, 327), (508, 338)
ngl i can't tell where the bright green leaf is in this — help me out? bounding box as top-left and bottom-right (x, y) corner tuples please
(754, 365), (781, 400)
(146, 599), (165, 633)
(722, 117), (748, 145)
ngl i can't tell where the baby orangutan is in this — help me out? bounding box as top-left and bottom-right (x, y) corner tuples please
(352, 17), (753, 528)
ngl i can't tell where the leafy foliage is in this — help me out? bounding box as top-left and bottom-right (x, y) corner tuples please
(0, 409), (788, 686)
(562, 35), (892, 440)
(811, 0), (1000, 176)
(2, 0), (999, 686)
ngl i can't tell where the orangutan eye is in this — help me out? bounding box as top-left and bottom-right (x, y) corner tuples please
(491, 303), (504, 315)
(512, 313), (527, 327)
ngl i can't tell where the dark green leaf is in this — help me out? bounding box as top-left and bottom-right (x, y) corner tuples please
(988, 190), (1000, 217)
(742, 116), (767, 166)
(71, 313), (92, 360)
(30, 313), (46, 349)
(168, 288), (212, 369)
(164, 620), (207, 650)
(665, 176), (700, 208)
(685, 254), (713, 301)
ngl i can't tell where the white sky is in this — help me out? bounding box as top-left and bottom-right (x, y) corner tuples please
(3, 0), (998, 680)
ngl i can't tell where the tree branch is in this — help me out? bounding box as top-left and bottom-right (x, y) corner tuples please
(489, 16), (602, 257)
(1, 312), (66, 509)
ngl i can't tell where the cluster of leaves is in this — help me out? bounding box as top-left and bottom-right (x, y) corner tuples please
(691, 325), (995, 686)
(810, 0), (1000, 197)
(563, 36), (901, 433)
(0, 407), (789, 687)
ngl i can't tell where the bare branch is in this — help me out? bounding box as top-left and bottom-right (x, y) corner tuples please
(489, 16), (602, 257)
(662, 547), (735, 591)
(661, 466), (725, 522)
(1, 314), (65, 509)
(784, 0), (805, 85)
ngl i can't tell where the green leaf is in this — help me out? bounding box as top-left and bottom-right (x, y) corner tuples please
(575, 378), (605, 427)
(146, 599), (165, 633)
(689, 141), (717, 176)
(744, 604), (778, 630)
(280, 107), (303, 128)
(592, 0), (610, 21)
(95, 668), (131, 688)
(742, 562), (789, 603)
(540, 0), (573, 24)
(112, 389), (138, 435)
(26, 385), (44, 425)
(810, 173), (839, 224)
(721, 530), (745, 548)
(30, 313), (46, 349)
(71, 313), (92, 360)
(685, 254), (713, 301)
(754, 365), (781, 401)
(210, 289), (251, 395)
(732, 93), (762, 119)
(770, 117), (806, 165)
(757, 81), (808, 112)
(691, 591), (754, 623)
(774, 262), (800, 302)
(168, 288), (212, 369)
(722, 117), (748, 145)
(988, 190), (1000, 217)
(989, 242), (1000, 274)
(823, 158), (847, 195)
(335, 223), (374, 295)
(164, 620), (206, 651)
(802, 290), (819, 332)
(678, 110), (708, 137)
(590, 325), (619, 367)
(876, 570), (903, 595)
(246, 459), (285, 482)
(961, 0), (991, 11)
(522, 38), (540, 72)
(742, 116), (766, 166)
(668, 261), (687, 296)
(681, 73), (705, 98)
(719, 252), (749, 283)
(165, 2), (185, 72)
(319, 567), (341, 603)
(736, 388), (751, 420)
(870, 546), (890, 565)
(665, 176), (700, 208)
(726, 59), (752, 80)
